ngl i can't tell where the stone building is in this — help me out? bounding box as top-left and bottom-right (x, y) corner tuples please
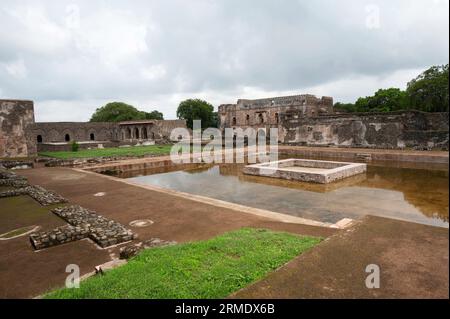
(219, 94), (334, 131)
(0, 99), (187, 157)
(218, 93), (449, 149)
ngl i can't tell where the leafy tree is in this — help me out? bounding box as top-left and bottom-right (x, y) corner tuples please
(90, 102), (164, 122)
(351, 88), (407, 113)
(334, 64), (449, 113)
(176, 99), (215, 129)
(406, 64), (449, 112)
(334, 102), (357, 113)
(144, 110), (164, 120)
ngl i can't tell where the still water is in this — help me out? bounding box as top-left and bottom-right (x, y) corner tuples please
(124, 160), (449, 228)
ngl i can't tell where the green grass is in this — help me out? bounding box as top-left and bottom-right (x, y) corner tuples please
(38, 145), (173, 159)
(45, 228), (321, 299)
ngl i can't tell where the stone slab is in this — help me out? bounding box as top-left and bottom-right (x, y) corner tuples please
(243, 158), (367, 184)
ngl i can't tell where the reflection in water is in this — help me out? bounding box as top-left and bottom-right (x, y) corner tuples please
(124, 162), (449, 228)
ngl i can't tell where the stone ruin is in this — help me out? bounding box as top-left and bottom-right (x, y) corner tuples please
(30, 205), (135, 250)
(0, 167), (68, 205)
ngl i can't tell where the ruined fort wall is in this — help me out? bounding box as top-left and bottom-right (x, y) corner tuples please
(0, 100), (36, 158)
(152, 120), (187, 139)
(27, 122), (120, 144)
(281, 111), (449, 150)
(219, 94), (333, 130)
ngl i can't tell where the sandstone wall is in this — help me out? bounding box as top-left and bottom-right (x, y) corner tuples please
(219, 94), (333, 130)
(0, 100), (36, 158)
(281, 111), (449, 150)
(27, 122), (121, 144)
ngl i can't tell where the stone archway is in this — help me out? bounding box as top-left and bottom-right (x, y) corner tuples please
(134, 127), (140, 139)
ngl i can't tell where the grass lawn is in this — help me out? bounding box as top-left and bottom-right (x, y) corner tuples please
(45, 228), (321, 299)
(38, 144), (173, 159)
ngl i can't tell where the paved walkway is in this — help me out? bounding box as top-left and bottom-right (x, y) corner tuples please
(232, 216), (449, 299)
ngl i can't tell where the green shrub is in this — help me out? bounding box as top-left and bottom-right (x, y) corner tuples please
(71, 141), (79, 152)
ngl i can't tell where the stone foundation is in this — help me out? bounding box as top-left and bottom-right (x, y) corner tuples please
(0, 185), (67, 205)
(243, 159), (367, 184)
(30, 205), (135, 250)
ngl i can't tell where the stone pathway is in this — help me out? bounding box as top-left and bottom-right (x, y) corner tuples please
(30, 205), (135, 250)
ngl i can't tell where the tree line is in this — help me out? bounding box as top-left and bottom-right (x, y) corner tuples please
(90, 64), (448, 128)
(334, 64), (449, 113)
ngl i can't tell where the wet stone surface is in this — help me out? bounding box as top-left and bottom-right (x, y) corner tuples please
(30, 205), (136, 250)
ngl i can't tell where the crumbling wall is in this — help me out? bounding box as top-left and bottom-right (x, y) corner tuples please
(219, 94), (334, 130)
(0, 100), (36, 158)
(27, 122), (120, 144)
(281, 111), (449, 150)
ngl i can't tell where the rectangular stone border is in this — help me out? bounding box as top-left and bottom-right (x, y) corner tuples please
(243, 159), (367, 184)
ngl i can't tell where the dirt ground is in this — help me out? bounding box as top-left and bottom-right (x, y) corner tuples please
(232, 216), (449, 299)
(0, 166), (337, 298)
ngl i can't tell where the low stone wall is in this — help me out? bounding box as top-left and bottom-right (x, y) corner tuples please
(30, 205), (135, 250)
(30, 225), (90, 250)
(0, 185), (68, 205)
(280, 110), (449, 150)
(0, 168), (29, 188)
(0, 160), (34, 169)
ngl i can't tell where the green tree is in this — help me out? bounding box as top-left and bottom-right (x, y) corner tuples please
(352, 88), (407, 113)
(143, 110), (164, 120)
(176, 99), (215, 129)
(90, 102), (164, 122)
(334, 102), (357, 113)
(406, 64), (449, 112)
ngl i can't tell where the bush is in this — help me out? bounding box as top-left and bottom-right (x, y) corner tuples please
(71, 141), (79, 152)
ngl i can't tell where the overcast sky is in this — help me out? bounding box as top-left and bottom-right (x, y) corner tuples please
(0, 0), (448, 121)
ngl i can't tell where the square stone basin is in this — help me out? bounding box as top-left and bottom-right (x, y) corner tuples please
(243, 159), (367, 184)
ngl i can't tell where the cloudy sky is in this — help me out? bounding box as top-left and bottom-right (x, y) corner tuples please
(0, 0), (448, 121)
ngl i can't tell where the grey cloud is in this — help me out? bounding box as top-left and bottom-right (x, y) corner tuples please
(0, 0), (448, 121)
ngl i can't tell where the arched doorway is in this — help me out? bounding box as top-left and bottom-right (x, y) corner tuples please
(90, 133), (95, 141)
(37, 135), (43, 143)
(134, 128), (140, 139)
(127, 128), (132, 139)
(65, 134), (70, 142)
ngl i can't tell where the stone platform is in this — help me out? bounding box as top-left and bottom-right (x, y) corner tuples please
(243, 159), (367, 184)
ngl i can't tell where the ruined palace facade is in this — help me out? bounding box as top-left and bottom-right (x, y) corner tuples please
(219, 94), (449, 150)
(219, 94), (333, 131)
(0, 99), (186, 157)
